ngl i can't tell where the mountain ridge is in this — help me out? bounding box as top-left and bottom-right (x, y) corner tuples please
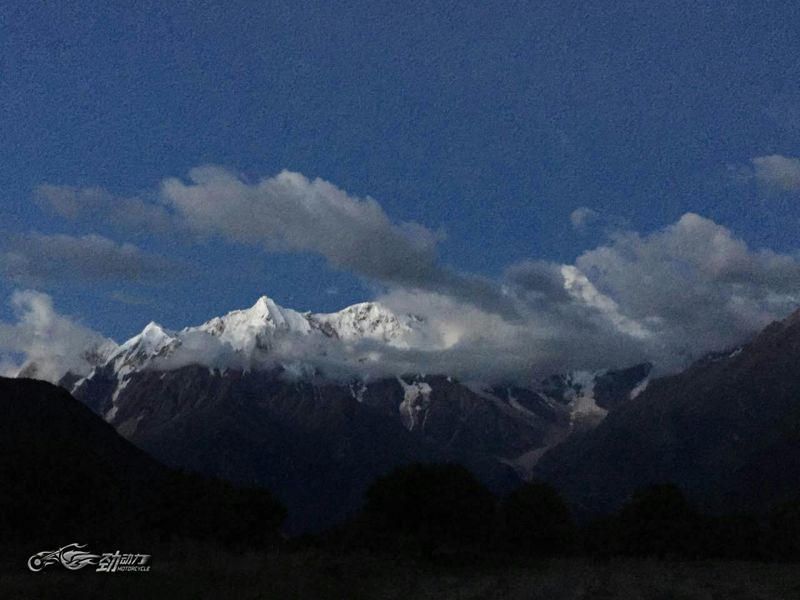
(534, 307), (800, 517)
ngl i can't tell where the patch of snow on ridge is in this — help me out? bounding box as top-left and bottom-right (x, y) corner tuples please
(105, 405), (118, 422)
(104, 369), (132, 423)
(507, 391), (529, 415)
(564, 370), (607, 428)
(629, 378), (649, 399)
(398, 377), (433, 431)
(349, 380), (367, 402)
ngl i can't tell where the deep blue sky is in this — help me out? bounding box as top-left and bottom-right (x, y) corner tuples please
(2, 1), (800, 341)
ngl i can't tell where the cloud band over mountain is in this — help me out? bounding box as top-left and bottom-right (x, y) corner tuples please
(5, 166), (800, 384)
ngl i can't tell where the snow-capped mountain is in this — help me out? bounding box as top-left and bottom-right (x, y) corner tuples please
(90, 295), (429, 381)
(200, 295), (427, 348)
(70, 294), (649, 433)
(60, 294), (650, 531)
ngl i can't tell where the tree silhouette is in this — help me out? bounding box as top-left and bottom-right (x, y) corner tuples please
(617, 484), (700, 558)
(363, 463), (495, 555)
(495, 482), (575, 556)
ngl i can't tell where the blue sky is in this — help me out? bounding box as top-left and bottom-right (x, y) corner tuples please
(2, 1), (800, 360)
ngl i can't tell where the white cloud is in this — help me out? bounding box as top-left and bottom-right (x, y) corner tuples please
(108, 290), (159, 307)
(372, 274), (652, 382)
(751, 154), (800, 191)
(369, 213), (800, 379)
(0, 356), (21, 378)
(30, 168), (514, 315)
(162, 166), (443, 283)
(560, 265), (650, 340)
(0, 290), (116, 383)
(160, 166), (516, 315)
(572, 213), (800, 367)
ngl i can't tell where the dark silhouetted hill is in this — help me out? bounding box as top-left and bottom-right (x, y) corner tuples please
(0, 377), (285, 548)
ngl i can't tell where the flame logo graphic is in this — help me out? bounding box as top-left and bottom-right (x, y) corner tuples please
(28, 544), (100, 572)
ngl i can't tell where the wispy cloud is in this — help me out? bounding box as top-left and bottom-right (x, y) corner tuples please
(108, 290), (160, 308)
(34, 184), (174, 234)
(751, 154), (800, 191)
(569, 207), (599, 231)
(569, 207), (629, 234)
(0, 232), (180, 285)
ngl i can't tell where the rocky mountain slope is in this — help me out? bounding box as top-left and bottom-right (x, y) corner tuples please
(535, 308), (800, 517)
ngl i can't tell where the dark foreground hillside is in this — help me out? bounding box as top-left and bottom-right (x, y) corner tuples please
(2, 546), (800, 600)
(0, 377), (285, 550)
(5, 377), (800, 599)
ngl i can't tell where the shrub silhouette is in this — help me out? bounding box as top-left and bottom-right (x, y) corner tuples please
(616, 484), (701, 558)
(580, 515), (620, 558)
(146, 471), (287, 548)
(363, 463), (495, 555)
(495, 482), (575, 556)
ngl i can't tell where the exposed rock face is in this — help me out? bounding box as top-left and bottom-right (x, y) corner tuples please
(72, 366), (523, 531)
(70, 359), (650, 531)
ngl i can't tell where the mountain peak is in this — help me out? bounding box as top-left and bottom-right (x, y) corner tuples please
(142, 320), (167, 334)
(245, 295), (284, 322)
(117, 321), (173, 352)
(135, 322), (175, 348)
(310, 301), (422, 347)
(251, 294), (279, 311)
